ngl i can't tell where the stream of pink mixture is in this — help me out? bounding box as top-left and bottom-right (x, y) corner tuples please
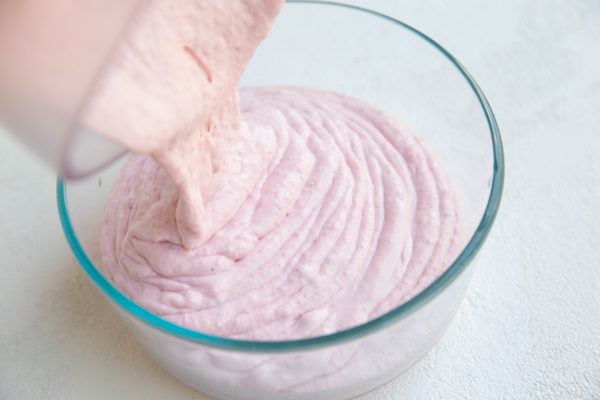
(89, 0), (463, 340)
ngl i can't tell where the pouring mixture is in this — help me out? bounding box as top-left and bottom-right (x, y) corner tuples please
(92, 0), (463, 340)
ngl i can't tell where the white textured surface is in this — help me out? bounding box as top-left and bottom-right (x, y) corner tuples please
(1, 0), (600, 399)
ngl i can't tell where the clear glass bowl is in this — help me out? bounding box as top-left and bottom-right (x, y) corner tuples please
(57, 2), (504, 399)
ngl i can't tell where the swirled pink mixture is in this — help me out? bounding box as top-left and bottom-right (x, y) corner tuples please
(93, 0), (463, 340)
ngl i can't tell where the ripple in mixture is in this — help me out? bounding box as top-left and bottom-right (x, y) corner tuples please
(100, 86), (463, 340)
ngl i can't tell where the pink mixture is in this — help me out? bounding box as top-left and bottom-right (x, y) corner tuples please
(91, 0), (462, 340)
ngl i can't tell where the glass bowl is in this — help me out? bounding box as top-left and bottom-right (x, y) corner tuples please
(57, 1), (504, 399)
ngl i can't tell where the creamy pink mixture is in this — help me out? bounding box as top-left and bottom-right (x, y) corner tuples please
(92, 0), (462, 340)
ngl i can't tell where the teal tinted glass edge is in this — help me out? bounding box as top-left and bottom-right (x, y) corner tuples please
(56, 1), (504, 353)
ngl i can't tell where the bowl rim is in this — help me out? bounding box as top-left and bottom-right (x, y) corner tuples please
(56, 0), (504, 353)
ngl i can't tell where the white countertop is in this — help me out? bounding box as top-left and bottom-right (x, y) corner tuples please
(1, 1), (600, 399)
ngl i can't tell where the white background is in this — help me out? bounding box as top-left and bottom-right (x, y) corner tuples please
(1, 0), (600, 399)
